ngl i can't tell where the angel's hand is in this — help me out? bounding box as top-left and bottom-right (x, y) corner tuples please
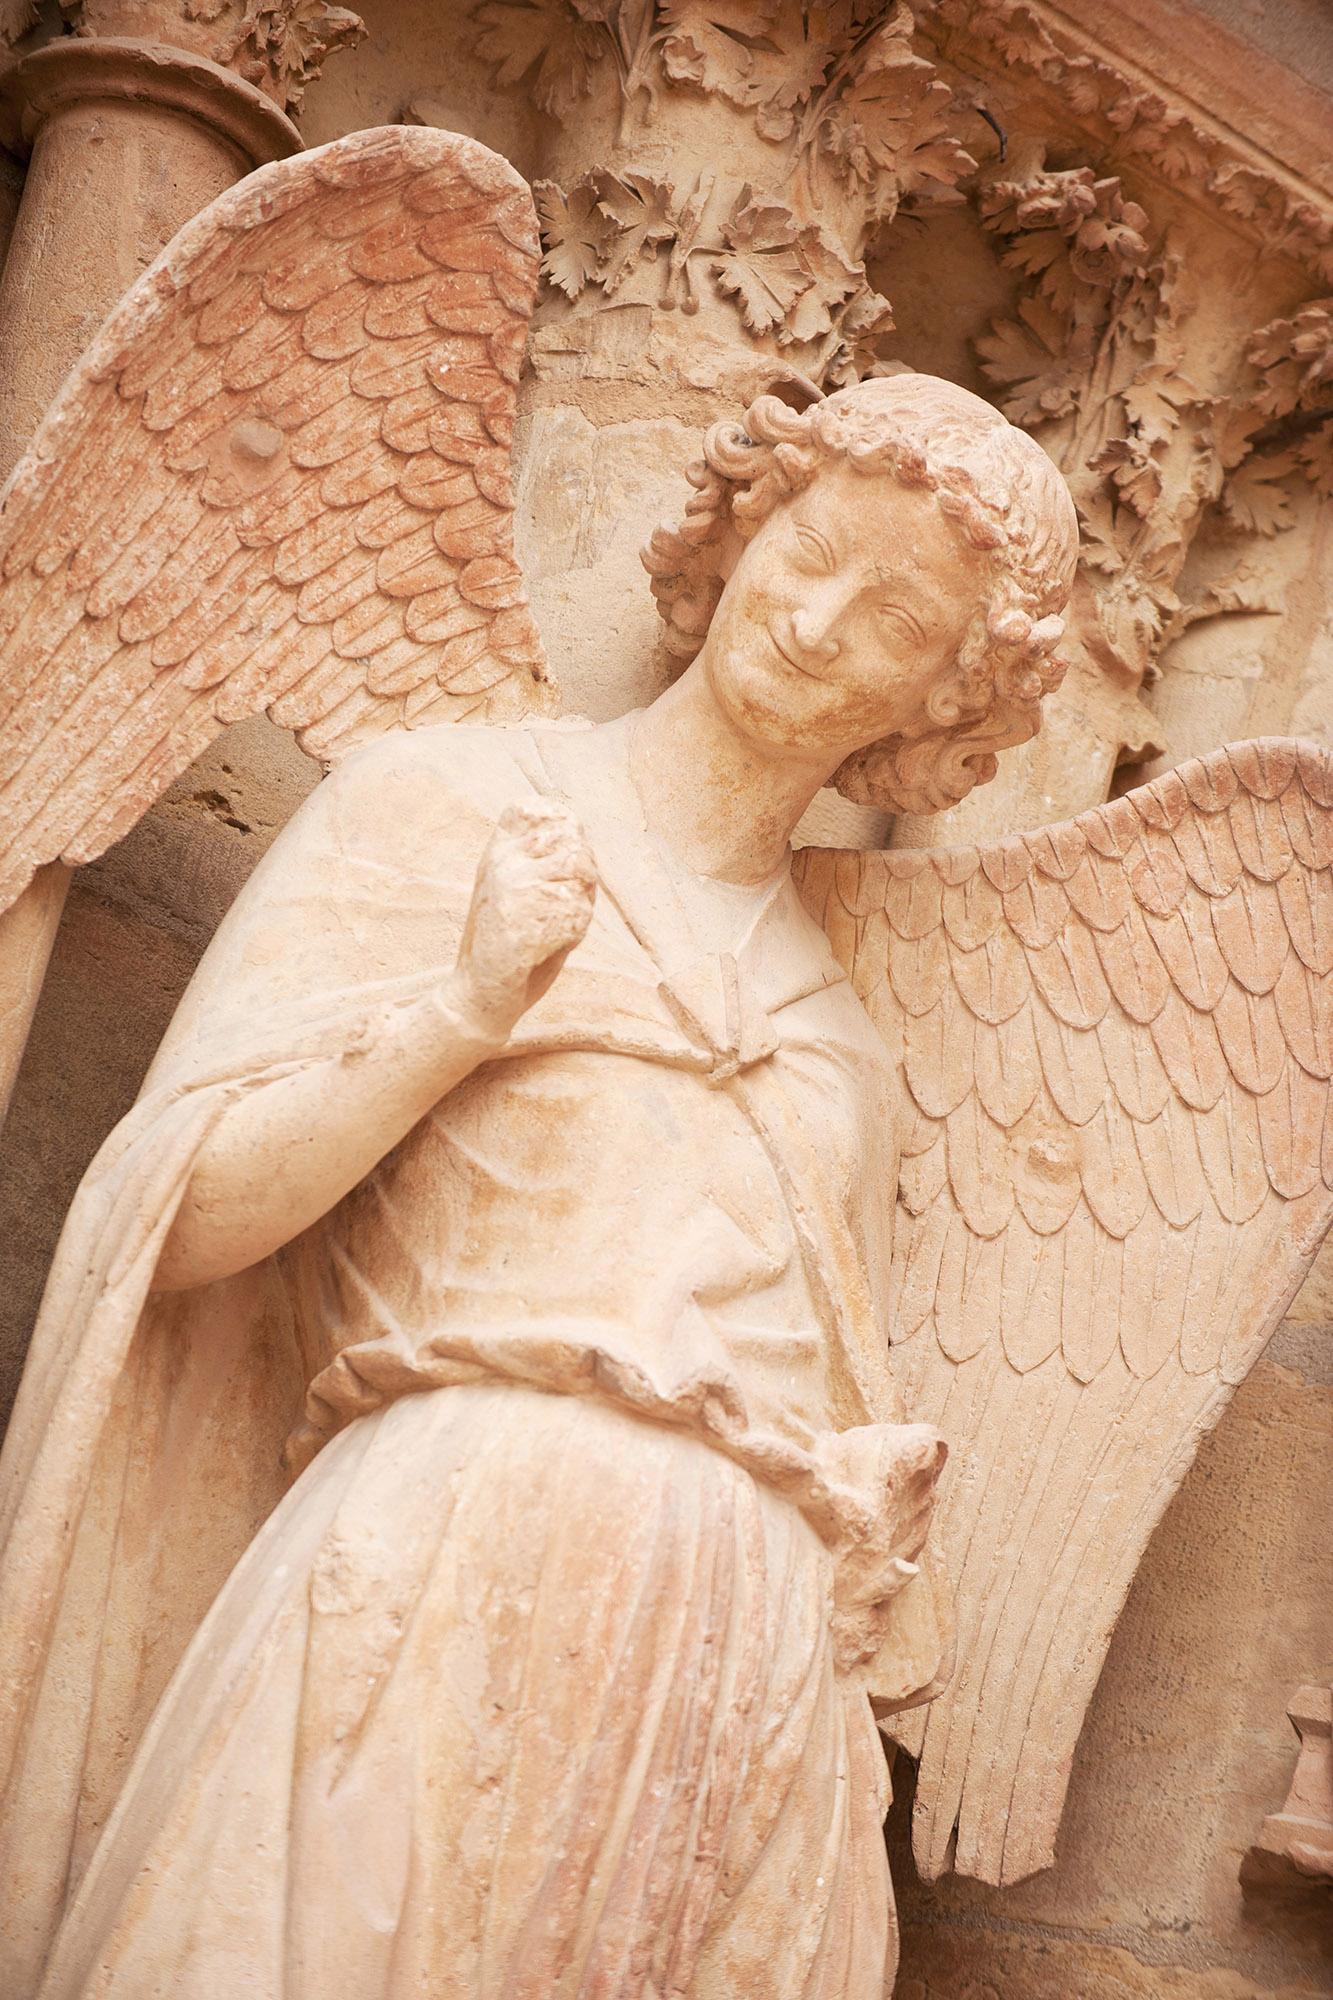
(456, 802), (597, 1037)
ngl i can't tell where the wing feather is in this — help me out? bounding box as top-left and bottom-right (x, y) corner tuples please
(1032, 1003), (1106, 1124)
(1273, 948), (1332, 1075)
(973, 1002), (1040, 1127)
(1141, 900), (1228, 1008)
(0, 126), (556, 915)
(794, 737), (1333, 1885)
(1133, 1091), (1205, 1228)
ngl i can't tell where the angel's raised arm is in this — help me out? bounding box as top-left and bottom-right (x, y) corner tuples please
(138, 733), (595, 1294)
(795, 737), (1333, 1889)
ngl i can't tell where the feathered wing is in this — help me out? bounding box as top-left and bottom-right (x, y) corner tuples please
(0, 124), (554, 915)
(794, 737), (1333, 1887)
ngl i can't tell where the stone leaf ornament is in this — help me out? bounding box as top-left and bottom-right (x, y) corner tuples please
(531, 166), (894, 377)
(473, 1), (972, 376)
(0, 0), (37, 48)
(473, 0), (973, 205)
(794, 737), (1333, 1886)
(0, 125), (555, 917)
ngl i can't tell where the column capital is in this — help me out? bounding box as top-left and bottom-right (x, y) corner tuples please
(0, 37), (302, 166)
(466, 1), (979, 393)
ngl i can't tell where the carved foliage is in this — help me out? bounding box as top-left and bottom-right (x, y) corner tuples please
(0, 0), (37, 49)
(223, 0), (366, 112)
(477, 2), (972, 217)
(977, 165), (1208, 679)
(47, 1), (366, 110)
(976, 163), (1332, 681)
(810, 1), (972, 221)
(472, 0), (613, 121)
(534, 164), (893, 377)
(474, 2), (972, 368)
(656, 1), (828, 138)
(924, 0), (1333, 284)
(1216, 300), (1333, 535)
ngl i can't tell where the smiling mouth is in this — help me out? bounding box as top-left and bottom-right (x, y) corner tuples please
(768, 628), (823, 680)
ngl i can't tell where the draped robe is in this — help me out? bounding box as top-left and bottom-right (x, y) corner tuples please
(0, 717), (948, 1997)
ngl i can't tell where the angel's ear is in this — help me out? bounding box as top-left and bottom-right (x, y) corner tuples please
(922, 668), (972, 731)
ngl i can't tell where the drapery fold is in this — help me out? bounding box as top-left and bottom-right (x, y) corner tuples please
(0, 720), (948, 1995)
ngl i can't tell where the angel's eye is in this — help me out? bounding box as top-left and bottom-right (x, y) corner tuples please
(794, 525), (833, 571)
(877, 601), (924, 644)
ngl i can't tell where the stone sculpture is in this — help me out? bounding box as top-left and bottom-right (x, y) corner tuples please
(0, 126), (1328, 1996)
(1244, 1686), (1333, 1887)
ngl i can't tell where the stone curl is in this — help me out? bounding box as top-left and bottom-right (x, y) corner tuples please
(641, 375), (1080, 816)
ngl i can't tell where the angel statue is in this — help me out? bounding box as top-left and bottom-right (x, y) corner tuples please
(0, 126), (1328, 2000)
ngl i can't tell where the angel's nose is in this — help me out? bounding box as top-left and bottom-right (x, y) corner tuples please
(789, 600), (842, 664)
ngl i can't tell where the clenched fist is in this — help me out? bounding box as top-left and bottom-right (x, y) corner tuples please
(455, 801), (597, 1036)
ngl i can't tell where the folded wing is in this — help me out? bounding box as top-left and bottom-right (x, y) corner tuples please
(0, 124), (554, 915)
(794, 737), (1333, 1885)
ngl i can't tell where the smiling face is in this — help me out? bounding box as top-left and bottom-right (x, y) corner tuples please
(695, 459), (981, 769)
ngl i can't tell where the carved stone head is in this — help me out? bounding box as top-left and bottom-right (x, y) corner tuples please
(643, 375), (1080, 815)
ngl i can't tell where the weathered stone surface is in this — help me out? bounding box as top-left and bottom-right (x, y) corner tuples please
(891, 1358), (1333, 1996)
(0, 4), (1329, 1995)
(1, 352), (1086, 1993)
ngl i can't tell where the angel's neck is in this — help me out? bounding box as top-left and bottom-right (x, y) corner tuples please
(627, 667), (832, 886)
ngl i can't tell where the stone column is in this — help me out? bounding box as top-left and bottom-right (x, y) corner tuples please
(457, 1), (978, 850)
(875, 0), (1333, 845)
(0, 0), (361, 1120)
(1148, 297), (1333, 763)
(888, 148), (1328, 844)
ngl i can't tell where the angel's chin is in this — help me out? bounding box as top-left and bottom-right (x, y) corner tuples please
(716, 664), (857, 756)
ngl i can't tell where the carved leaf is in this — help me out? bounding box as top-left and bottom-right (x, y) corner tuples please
(594, 171), (677, 292)
(1090, 435), (1163, 517)
(820, 12), (973, 220)
(1297, 419), (1333, 498)
(230, 0), (366, 112)
(985, 5), (1062, 70)
(712, 193), (808, 337)
(1003, 224), (1075, 299)
(473, 0), (608, 119)
(651, 0), (851, 142)
(976, 296), (1086, 426)
(1071, 490), (1126, 577)
(1122, 359), (1209, 450)
(824, 284), (896, 386)
(1220, 450), (1298, 536)
(0, 0), (37, 47)
(1167, 565), (1281, 642)
(533, 177), (611, 299)
(474, 0), (561, 84)
(783, 229), (860, 344)
(1117, 106), (1212, 186)
(656, 0), (786, 106)
(1245, 301), (1333, 418)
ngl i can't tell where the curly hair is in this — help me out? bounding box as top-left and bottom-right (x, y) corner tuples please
(641, 375), (1080, 816)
